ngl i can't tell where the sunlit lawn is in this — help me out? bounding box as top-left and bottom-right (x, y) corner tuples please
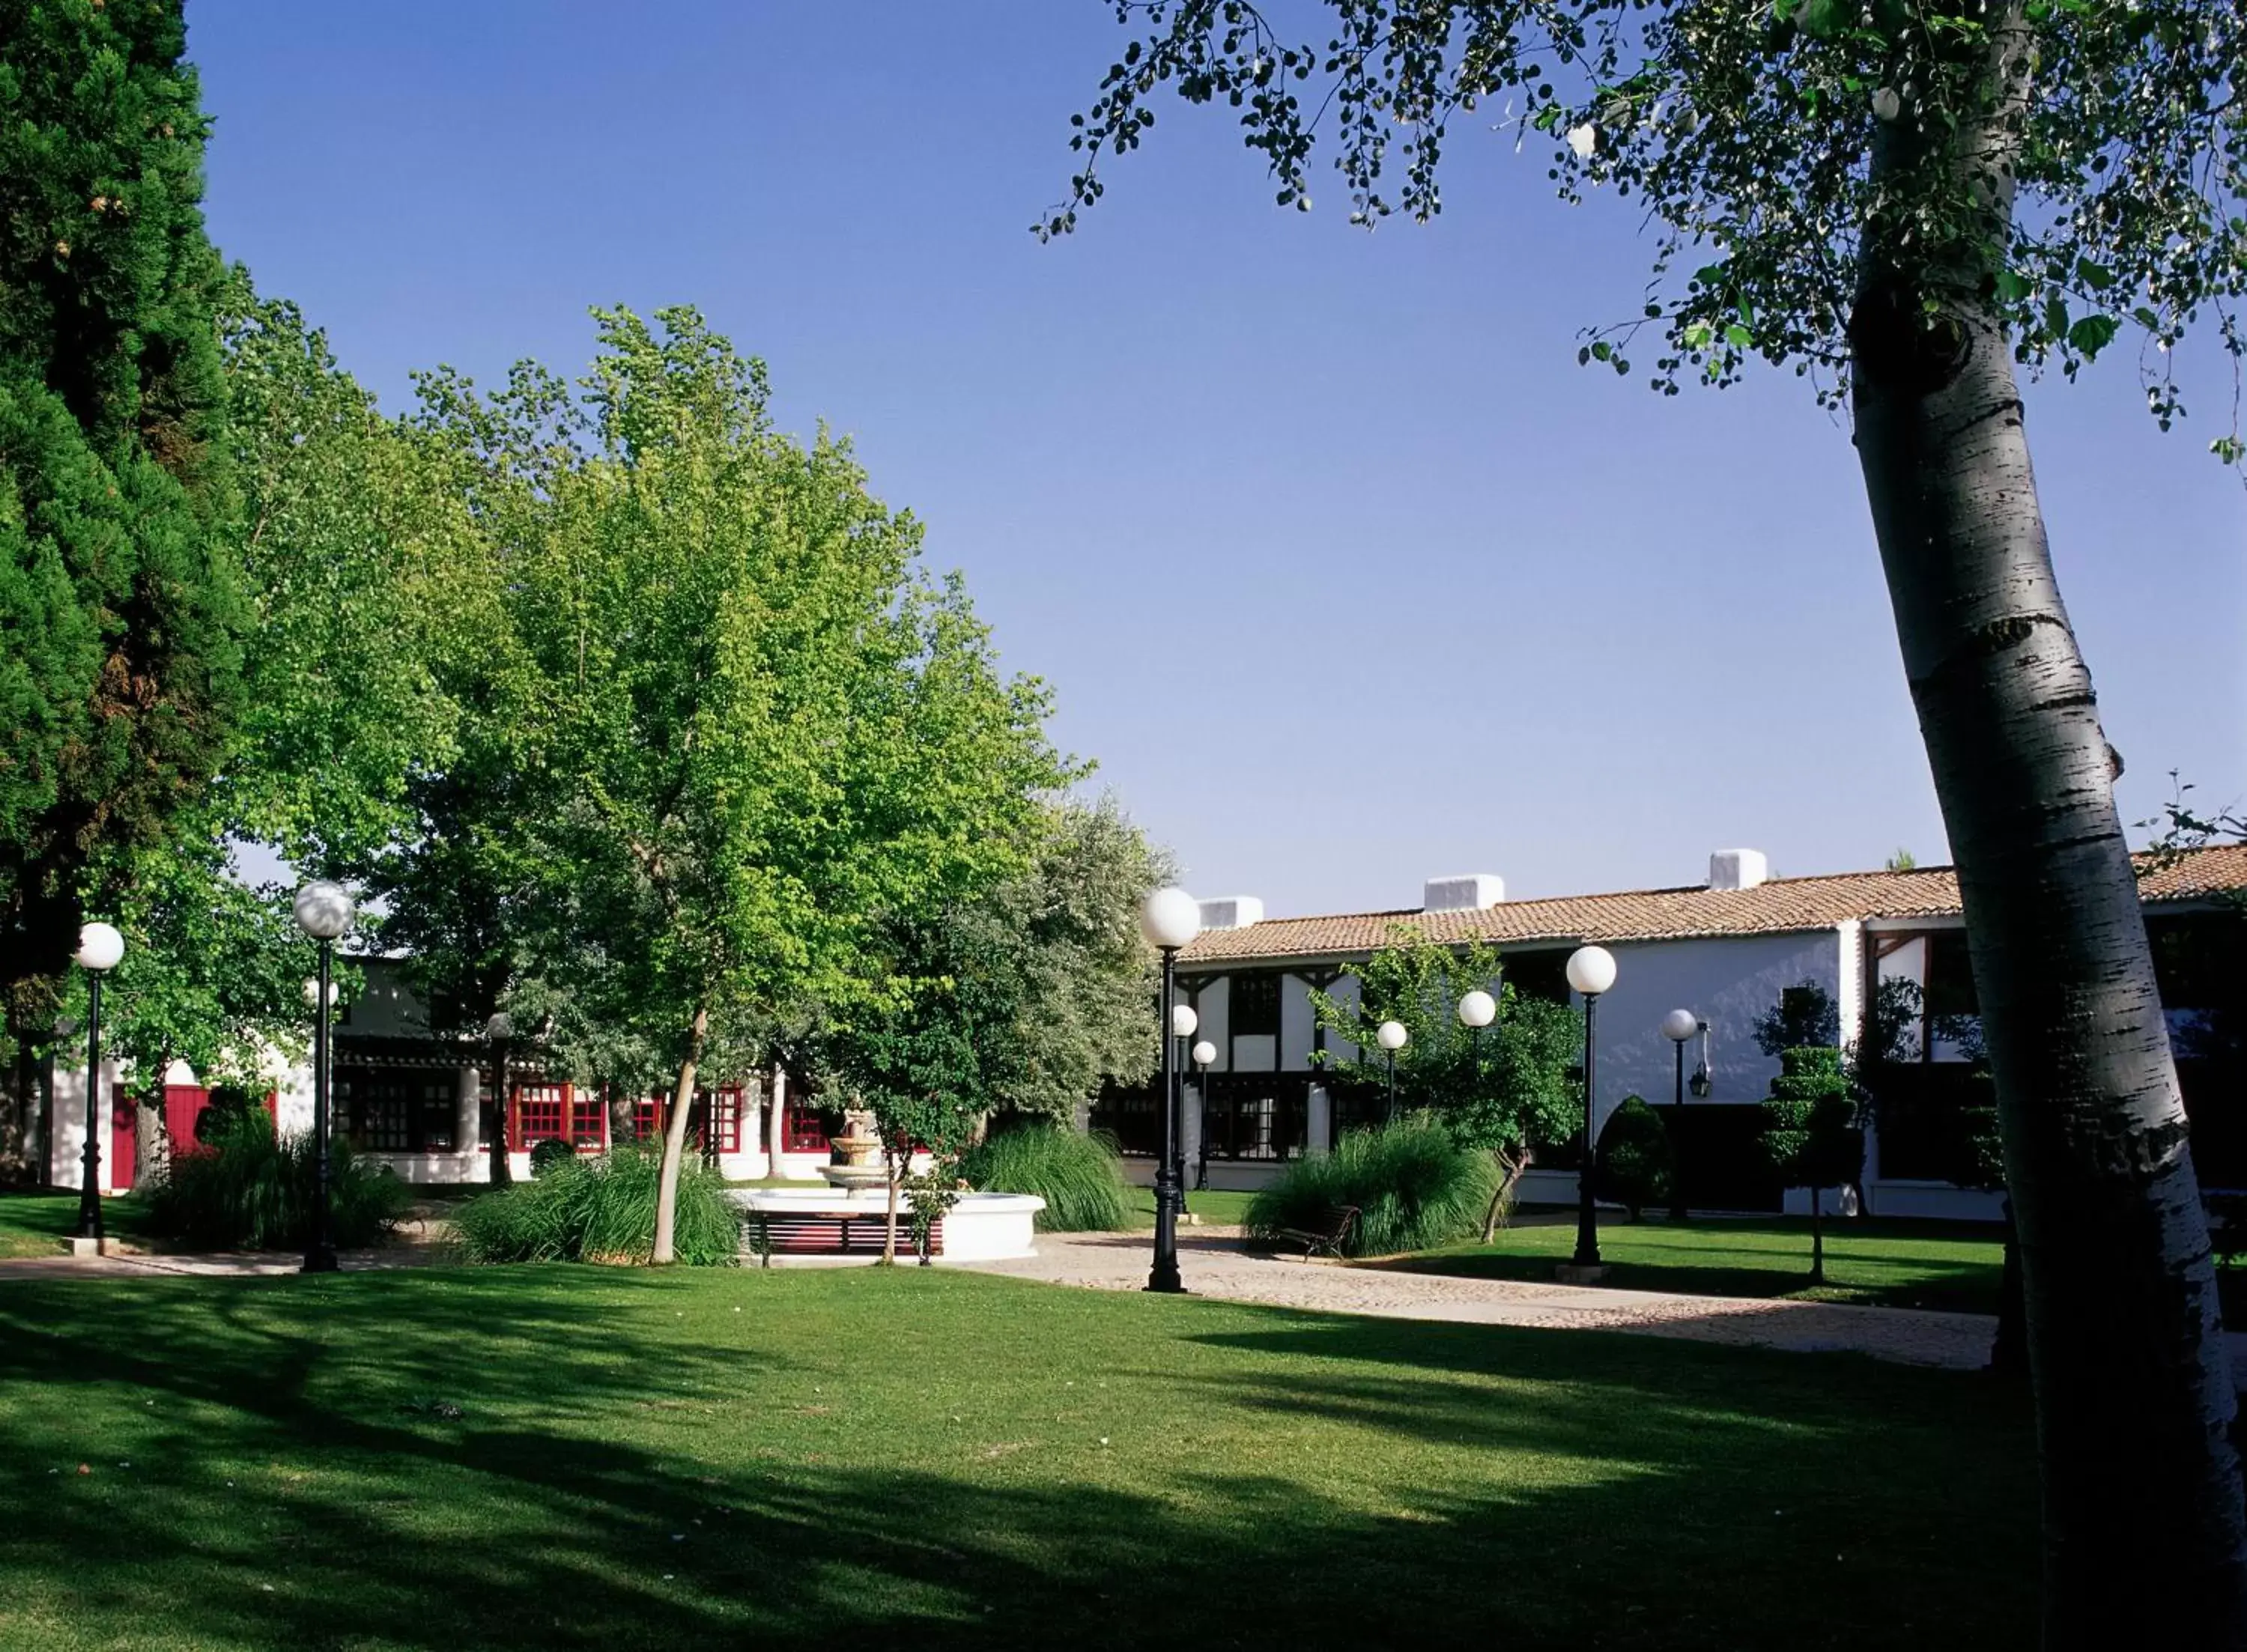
(1389, 1215), (2007, 1312)
(0, 1261), (2034, 1651)
(1129, 1186), (1258, 1229)
(0, 1191), (160, 1259)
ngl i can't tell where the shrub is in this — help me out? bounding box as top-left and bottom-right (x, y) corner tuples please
(1246, 1117), (1497, 1257)
(958, 1120), (1132, 1232)
(1592, 1095), (1673, 1221)
(528, 1137), (577, 1178)
(148, 1108), (410, 1250)
(450, 1150), (742, 1266)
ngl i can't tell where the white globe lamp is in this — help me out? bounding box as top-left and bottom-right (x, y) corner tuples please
(292, 880), (355, 941)
(1457, 989), (1497, 1030)
(1565, 944), (1617, 998)
(73, 922), (125, 973)
(1171, 1003), (1198, 1038)
(1140, 886), (1200, 953)
(1376, 1019), (1409, 1052)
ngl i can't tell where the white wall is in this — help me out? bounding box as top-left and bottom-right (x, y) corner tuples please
(1581, 930), (1846, 1134)
(1280, 972), (1317, 1072)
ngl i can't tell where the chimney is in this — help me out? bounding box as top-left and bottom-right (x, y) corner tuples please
(1197, 896), (1264, 931)
(1708, 849), (1769, 892)
(1422, 874), (1505, 913)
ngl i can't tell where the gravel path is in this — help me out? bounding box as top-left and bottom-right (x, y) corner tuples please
(960, 1231), (2004, 1370)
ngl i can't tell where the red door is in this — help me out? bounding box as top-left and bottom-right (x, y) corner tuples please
(109, 1094), (136, 1191)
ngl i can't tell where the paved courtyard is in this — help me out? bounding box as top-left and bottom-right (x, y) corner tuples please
(962, 1230), (2007, 1370)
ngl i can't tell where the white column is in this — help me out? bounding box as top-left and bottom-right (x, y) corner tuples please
(766, 1062), (788, 1168)
(1182, 1081), (1203, 1181)
(1307, 1084), (1332, 1157)
(457, 1067), (482, 1160)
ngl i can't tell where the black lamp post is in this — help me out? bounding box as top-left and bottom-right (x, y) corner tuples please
(1565, 945), (1618, 1267)
(1191, 1039), (1215, 1190)
(1141, 886), (1199, 1293)
(1661, 1007), (1699, 1224)
(1376, 1019), (1407, 1121)
(1170, 1001), (1198, 1215)
(294, 880), (355, 1275)
(72, 923), (125, 1242)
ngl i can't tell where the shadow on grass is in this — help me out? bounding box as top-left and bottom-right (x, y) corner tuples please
(1378, 1219), (2007, 1314)
(0, 1268), (2036, 1651)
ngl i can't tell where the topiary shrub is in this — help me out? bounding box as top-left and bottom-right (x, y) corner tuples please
(958, 1120), (1132, 1231)
(1759, 1046), (1864, 1282)
(1246, 1117), (1497, 1258)
(148, 1108), (409, 1251)
(450, 1150), (742, 1266)
(528, 1137), (577, 1178)
(1592, 1095), (1673, 1221)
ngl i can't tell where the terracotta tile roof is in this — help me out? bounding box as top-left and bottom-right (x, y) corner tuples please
(1178, 844), (2247, 966)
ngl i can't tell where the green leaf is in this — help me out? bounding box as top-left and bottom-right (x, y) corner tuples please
(1591, 340), (1613, 361)
(1724, 323), (1753, 349)
(2076, 258), (2116, 291)
(1994, 269), (2031, 303)
(2043, 297), (2069, 341)
(2067, 314), (2118, 356)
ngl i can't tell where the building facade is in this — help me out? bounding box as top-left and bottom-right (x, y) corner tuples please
(1094, 845), (2247, 1220)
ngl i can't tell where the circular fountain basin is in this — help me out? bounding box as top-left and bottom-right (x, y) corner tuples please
(729, 1187), (1045, 1260)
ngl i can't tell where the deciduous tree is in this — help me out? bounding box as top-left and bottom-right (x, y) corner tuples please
(1309, 927), (1579, 1236)
(1048, 6), (2247, 1626)
(419, 307), (1066, 1263)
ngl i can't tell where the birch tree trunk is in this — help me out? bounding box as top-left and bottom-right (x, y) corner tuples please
(652, 1004), (707, 1266)
(1853, 37), (2246, 1624)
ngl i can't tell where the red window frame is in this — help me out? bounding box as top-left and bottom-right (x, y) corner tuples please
(571, 1088), (607, 1150)
(509, 1083), (568, 1150)
(704, 1085), (742, 1154)
(782, 1100), (828, 1153)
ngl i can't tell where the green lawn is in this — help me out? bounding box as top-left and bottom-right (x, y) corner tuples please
(0, 1191), (160, 1259)
(1129, 1186), (1258, 1229)
(0, 1263), (2033, 1650)
(1388, 1216), (2008, 1312)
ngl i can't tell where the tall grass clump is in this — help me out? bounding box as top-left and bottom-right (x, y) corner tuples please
(958, 1120), (1131, 1231)
(1246, 1117), (1497, 1257)
(148, 1109), (409, 1250)
(450, 1150), (742, 1266)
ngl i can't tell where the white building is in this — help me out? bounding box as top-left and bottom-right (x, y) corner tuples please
(1100, 845), (2247, 1220)
(40, 956), (836, 1191)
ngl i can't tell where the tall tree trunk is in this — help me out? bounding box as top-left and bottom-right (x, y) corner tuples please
(881, 1137), (908, 1267)
(1854, 31), (2246, 1625)
(486, 1036), (512, 1188)
(134, 1094), (171, 1193)
(1992, 1198), (2031, 1378)
(652, 1004), (707, 1266)
(1481, 1147), (1529, 1243)
(1809, 1188), (1825, 1285)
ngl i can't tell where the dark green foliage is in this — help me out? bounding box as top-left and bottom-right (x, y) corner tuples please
(958, 1120), (1130, 1232)
(1, 0), (243, 1004)
(1760, 1047), (1863, 1283)
(1593, 1096), (1673, 1221)
(1246, 1118), (1498, 1258)
(1759, 1048), (1864, 1190)
(528, 1138), (577, 1179)
(450, 1150), (742, 1266)
(1753, 982), (1841, 1059)
(146, 1108), (407, 1250)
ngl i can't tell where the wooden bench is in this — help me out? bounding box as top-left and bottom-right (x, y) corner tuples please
(1273, 1204), (1358, 1259)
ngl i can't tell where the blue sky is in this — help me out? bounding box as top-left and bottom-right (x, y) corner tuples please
(187, 1), (2243, 918)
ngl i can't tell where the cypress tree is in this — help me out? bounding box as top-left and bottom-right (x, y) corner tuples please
(0, 0), (241, 1152)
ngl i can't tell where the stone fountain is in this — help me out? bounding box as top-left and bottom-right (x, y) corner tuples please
(819, 1110), (887, 1191)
